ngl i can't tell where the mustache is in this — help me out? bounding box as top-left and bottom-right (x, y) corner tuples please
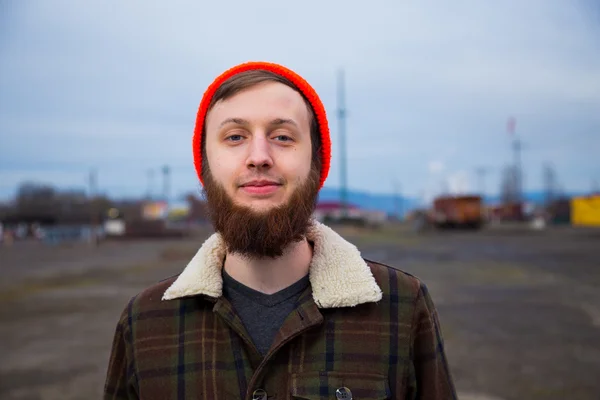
(236, 175), (285, 187)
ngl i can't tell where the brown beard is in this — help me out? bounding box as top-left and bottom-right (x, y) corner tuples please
(201, 167), (320, 259)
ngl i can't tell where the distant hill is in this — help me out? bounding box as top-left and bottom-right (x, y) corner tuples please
(317, 187), (420, 217)
(317, 187), (584, 216)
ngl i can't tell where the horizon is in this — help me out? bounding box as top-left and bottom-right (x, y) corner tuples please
(1, 1), (599, 203)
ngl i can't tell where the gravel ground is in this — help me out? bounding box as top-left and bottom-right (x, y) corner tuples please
(0, 224), (598, 400)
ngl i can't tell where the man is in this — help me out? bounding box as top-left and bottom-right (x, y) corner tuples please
(104, 61), (457, 400)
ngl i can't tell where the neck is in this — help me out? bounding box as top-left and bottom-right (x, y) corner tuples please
(223, 238), (313, 295)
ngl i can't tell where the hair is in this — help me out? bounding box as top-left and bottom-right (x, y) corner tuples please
(200, 70), (322, 180)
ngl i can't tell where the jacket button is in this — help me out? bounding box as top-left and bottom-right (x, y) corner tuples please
(252, 389), (268, 400)
(336, 387), (352, 400)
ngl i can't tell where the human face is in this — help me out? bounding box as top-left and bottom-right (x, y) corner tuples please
(204, 81), (313, 212)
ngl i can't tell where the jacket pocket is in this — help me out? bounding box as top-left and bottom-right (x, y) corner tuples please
(289, 371), (390, 400)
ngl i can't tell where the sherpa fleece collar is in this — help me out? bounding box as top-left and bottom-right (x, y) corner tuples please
(162, 221), (383, 308)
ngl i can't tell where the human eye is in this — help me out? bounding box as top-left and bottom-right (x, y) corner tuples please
(225, 134), (244, 142)
(274, 135), (293, 142)
(271, 130), (295, 143)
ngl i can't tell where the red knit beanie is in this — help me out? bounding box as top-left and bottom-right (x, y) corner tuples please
(192, 61), (331, 189)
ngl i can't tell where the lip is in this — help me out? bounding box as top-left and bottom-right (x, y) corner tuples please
(240, 180), (282, 196)
(241, 180), (280, 187)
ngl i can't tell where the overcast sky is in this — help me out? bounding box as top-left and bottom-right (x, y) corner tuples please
(1, 0), (599, 202)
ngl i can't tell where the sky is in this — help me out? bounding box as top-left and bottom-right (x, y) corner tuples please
(1, 0), (599, 203)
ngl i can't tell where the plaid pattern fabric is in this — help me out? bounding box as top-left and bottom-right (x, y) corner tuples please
(104, 259), (456, 399)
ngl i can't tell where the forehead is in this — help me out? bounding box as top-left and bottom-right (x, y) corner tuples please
(206, 81), (310, 129)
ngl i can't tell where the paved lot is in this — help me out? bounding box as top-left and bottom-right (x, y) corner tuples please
(1, 224), (599, 399)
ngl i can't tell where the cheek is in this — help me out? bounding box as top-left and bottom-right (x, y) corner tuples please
(287, 144), (312, 170)
(288, 159), (311, 186)
(299, 148), (313, 176)
(207, 153), (236, 186)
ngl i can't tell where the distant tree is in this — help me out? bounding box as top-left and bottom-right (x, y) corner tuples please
(9, 182), (114, 224)
(15, 182), (58, 219)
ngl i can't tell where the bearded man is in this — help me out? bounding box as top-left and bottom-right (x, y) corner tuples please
(104, 62), (457, 400)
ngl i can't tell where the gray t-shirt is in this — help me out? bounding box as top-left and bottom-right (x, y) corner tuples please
(222, 269), (310, 356)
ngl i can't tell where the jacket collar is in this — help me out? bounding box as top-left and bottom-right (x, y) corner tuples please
(162, 220), (383, 308)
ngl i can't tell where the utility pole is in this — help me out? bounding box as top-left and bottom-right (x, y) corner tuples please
(543, 163), (557, 206)
(507, 117), (522, 204)
(88, 168), (98, 246)
(88, 169), (97, 198)
(513, 137), (522, 203)
(337, 69), (348, 218)
(162, 165), (171, 204)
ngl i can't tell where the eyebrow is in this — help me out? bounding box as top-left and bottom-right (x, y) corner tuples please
(269, 118), (298, 128)
(218, 118), (298, 128)
(219, 118), (248, 128)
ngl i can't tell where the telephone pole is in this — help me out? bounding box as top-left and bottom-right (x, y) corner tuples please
(337, 69), (348, 218)
(162, 165), (171, 204)
(543, 163), (557, 206)
(513, 138), (522, 203)
(88, 169), (97, 199)
(507, 117), (522, 204)
(88, 168), (98, 246)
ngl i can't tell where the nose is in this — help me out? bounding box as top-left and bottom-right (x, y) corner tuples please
(246, 134), (273, 171)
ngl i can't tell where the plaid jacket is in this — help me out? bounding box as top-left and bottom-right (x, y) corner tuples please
(105, 222), (456, 400)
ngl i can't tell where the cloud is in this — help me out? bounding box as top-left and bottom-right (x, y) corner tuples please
(428, 161), (445, 174)
(1, 0), (599, 200)
(447, 171), (472, 195)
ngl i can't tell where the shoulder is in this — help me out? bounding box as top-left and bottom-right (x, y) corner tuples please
(364, 259), (442, 327)
(134, 274), (181, 306)
(115, 274), (182, 325)
(363, 259), (442, 332)
(364, 258), (427, 302)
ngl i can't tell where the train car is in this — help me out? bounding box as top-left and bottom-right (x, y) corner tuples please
(431, 195), (484, 229)
(571, 195), (600, 227)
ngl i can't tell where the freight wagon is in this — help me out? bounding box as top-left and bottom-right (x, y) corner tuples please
(431, 195), (484, 229)
(571, 195), (600, 227)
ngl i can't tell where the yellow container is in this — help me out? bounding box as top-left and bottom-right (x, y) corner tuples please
(571, 195), (600, 227)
